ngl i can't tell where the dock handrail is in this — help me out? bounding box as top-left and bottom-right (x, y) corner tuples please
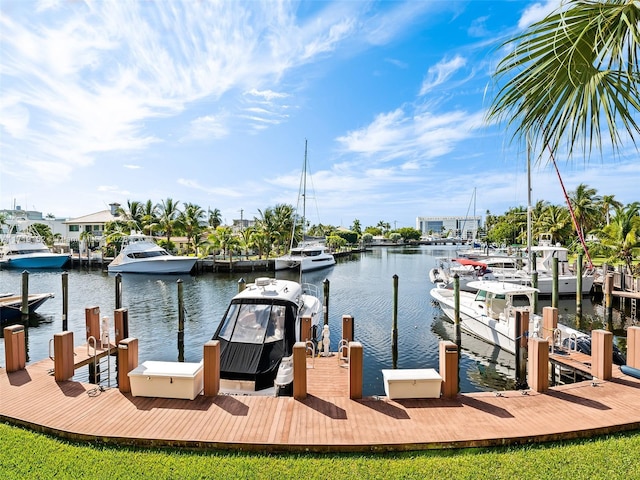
(338, 339), (349, 363)
(87, 335), (112, 388)
(305, 340), (315, 368)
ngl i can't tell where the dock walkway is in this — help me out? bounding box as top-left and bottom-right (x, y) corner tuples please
(2, 354), (640, 452)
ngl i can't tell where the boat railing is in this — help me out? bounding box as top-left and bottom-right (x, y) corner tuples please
(301, 282), (320, 299)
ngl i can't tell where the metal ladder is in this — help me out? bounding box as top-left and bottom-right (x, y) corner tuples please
(87, 335), (113, 389)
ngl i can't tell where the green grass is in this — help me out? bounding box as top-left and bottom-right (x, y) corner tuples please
(1, 422), (639, 479)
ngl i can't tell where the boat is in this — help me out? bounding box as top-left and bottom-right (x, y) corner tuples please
(429, 257), (498, 290)
(1, 293), (54, 323)
(0, 230), (70, 269)
(274, 140), (335, 273)
(107, 233), (197, 274)
(274, 242), (336, 272)
(211, 277), (323, 395)
(429, 280), (587, 355)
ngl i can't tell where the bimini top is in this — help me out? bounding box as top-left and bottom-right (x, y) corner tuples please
(454, 258), (488, 269)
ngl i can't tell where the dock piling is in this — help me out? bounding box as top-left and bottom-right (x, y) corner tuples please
(21, 270), (29, 323)
(4, 325), (26, 373)
(62, 272), (69, 331)
(392, 275), (398, 369)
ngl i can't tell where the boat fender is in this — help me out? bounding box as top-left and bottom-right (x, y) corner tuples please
(321, 324), (330, 357)
(620, 365), (640, 380)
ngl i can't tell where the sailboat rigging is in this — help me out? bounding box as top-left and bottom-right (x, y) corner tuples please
(274, 140), (336, 273)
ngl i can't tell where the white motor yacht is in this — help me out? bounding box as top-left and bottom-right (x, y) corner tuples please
(107, 233), (196, 274)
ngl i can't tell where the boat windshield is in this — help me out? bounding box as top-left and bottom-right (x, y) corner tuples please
(127, 251), (169, 259)
(218, 303), (287, 344)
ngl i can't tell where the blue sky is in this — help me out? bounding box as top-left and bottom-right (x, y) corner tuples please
(1, 0), (637, 229)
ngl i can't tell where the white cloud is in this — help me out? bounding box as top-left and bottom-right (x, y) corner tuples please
(419, 55), (467, 95)
(518, 1), (561, 29)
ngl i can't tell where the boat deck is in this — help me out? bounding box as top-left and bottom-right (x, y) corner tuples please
(2, 353), (640, 453)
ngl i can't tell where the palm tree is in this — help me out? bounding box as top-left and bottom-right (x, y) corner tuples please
(118, 200), (144, 232)
(157, 198), (181, 244)
(207, 226), (239, 262)
(179, 203), (205, 254)
(207, 208), (222, 228)
(569, 184), (601, 240)
(599, 194), (623, 225)
(537, 205), (572, 244)
(596, 202), (640, 270)
(487, 0), (640, 161)
(140, 200), (158, 236)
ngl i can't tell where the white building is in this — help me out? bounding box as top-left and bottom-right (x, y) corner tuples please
(416, 216), (482, 240)
(63, 203), (122, 241)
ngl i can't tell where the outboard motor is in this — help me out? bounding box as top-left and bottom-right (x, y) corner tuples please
(274, 355), (294, 397)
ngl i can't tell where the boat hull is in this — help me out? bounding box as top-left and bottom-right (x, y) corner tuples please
(0, 293), (54, 322)
(0, 254), (70, 269)
(274, 255), (335, 272)
(107, 258), (197, 274)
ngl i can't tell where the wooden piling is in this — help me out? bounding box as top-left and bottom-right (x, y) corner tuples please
(292, 342), (307, 400)
(300, 316), (313, 344)
(527, 337), (549, 392)
(115, 273), (122, 310)
(203, 340), (220, 396)
(576, 253), (583, 322)
(323, 279), (330, 326)
(178, 279), (184, 362)
(591, 329), (613, 381)
(117, 337), (138, 393)
(552, 257), (559, 308)
(604, 274), (614, 325)
(515, 310), (529, 389)
(53, 331), (75, 382)
(348, 341), (363, 400)
(4, 325), (26, 373)
(392, 275), (398, 369)
(114, 308), (129, 345)
(627, 326), (640, 369)
(542, 306), (558, 341)
(342, 315), (354, 342)
(85, 306), (100, 341)
(21, 270), (29, 323)
(62, 271), (69, 331)
(439, 340), (458, 398)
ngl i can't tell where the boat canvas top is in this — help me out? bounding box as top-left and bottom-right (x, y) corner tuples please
(232, 277), (308, 305)
(466, 280), (539, 296)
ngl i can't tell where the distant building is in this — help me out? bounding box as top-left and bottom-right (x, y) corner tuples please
(63, 203), (121, 241)
(0, 206), (67, 237)
(416, 216), (482, 240)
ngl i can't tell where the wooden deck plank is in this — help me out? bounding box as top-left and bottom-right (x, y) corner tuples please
(2, 353), (640, 452)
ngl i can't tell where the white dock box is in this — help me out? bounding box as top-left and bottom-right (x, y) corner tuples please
(381, 368), (442, 399)
(128, 360), (204, 400)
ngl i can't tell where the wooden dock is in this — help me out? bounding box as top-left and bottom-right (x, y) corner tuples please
(2, 352), (640, 452)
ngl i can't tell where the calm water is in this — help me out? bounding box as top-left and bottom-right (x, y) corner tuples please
(0, 246), (627, 395)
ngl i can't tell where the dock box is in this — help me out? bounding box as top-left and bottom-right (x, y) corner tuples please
(381, 368), (442, 399)
(128, 360), (204, 400)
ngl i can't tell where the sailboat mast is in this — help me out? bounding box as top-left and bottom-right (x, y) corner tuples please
(302, 139), (307, 239)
